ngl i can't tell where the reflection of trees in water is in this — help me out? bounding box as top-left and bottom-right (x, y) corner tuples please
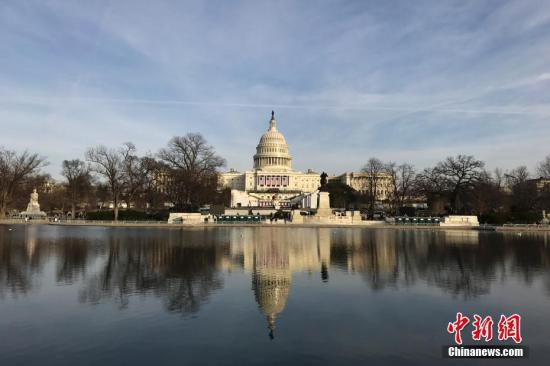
(505, 233), (550, 296)
(331, 230), (550, 299)
(0, 226), (49, 297)
(0, 226), (98, 296)
(156, 245), (224, 313)
(0, 241), (37, 296)
(55, 238), (90, 284)
(0, 227), (226, 314)
(420, 243), (492, 298)
(2, 226), (550, 305)
(330, 230), (399, 291)
(79, 233), (224, 314)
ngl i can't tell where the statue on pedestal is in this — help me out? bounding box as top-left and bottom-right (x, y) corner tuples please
(320, 172), (328, 191)
(26, 188), (41, 213)
(20, 188), (47, 220)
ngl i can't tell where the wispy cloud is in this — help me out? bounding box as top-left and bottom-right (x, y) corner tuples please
(1, 0), (549, 178)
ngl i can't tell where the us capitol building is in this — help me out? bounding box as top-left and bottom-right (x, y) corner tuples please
(220, 111), (393, 209)
(220, 111), (321, 208)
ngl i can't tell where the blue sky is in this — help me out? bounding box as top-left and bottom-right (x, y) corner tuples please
(1, 0), (549, 178)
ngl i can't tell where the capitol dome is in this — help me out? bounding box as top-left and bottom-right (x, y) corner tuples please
(253, 111), (292, 171)
(253, 269), (291, 340)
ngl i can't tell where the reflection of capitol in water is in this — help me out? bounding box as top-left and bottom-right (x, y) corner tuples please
(4, 225), (550, 341)
(227, 228), (331, 338)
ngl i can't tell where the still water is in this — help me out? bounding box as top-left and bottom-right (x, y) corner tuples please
(0, 224), (549, 365)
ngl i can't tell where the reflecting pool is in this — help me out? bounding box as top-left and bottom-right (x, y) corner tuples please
(1, 225), (549, 365)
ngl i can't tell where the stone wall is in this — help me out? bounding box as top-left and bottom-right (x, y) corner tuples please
(440, 215), (479, 227)
(168, 213), (207, 224)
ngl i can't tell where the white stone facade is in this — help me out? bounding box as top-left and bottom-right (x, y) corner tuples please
(440, 215), (480, 227)
(329, 172), (393, 201)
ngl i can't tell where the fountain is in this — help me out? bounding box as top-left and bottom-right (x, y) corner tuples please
(20, 188), (47, 220)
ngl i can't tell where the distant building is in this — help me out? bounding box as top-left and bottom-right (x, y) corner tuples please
(152, 169), (171, 195)
(328, 171), (393, 201)
(528, 177), (550, 192)
(40, 178), (59, 194)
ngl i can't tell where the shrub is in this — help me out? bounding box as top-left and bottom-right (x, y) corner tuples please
(85, 210), (169, 221)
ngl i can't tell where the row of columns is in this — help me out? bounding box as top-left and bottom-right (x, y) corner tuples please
(255, 157), (290, 167)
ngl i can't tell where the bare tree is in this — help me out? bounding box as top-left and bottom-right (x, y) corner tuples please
(93, 183), (111, 210)
(386, 162), (397, 213)
(139, 156), (167, 210)
(537, 154), (550, 178)
(61, 159), (92, 219)
(415, 167), (446, 194)
(158, 133), (225, 210)
(120, 142), (147, 209)
(86, 145), (125, 220)
(493, 168), (505, 190)
(414, 167), (448, 214)
(361, 157), (386, 217)
(505, 166), (537, 213)
(435, 155), (485, 213)
(504, 166), (530, 188)
(387, 162), (416, 214)
(468, 170), (505, 216)
(0, 148), (47, 218)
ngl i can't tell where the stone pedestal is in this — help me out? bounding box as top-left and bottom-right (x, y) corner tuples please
(316, 191), (332, 217)
(440, 215), (479, 227)
(290, 210), (304, 224)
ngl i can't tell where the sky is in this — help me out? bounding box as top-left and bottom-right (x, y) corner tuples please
(1, 0), (550, 179)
